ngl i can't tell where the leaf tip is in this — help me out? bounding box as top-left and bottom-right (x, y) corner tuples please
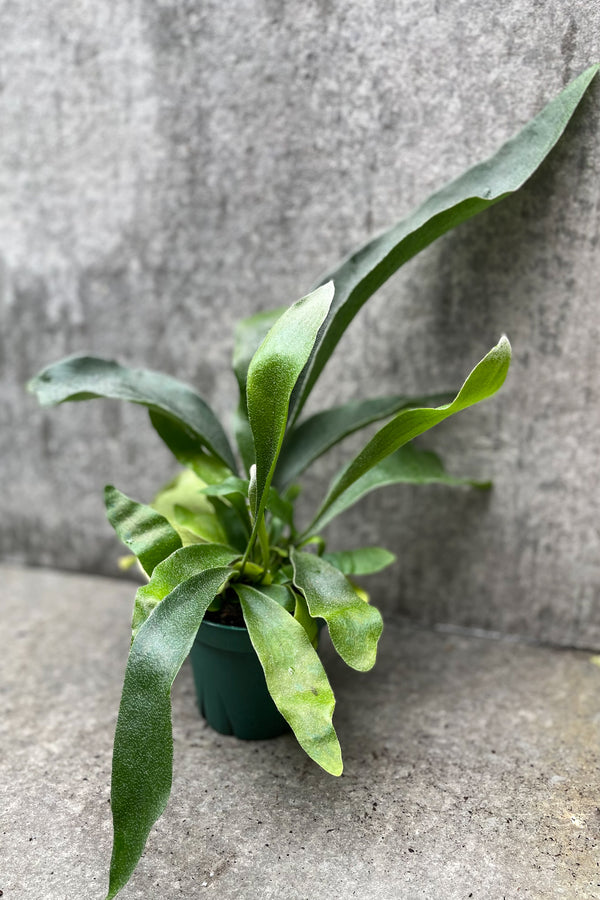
(498, 333), (511, 354)
(26, 370), (53, 403)
(489, 334), (512, 377)
(322, 279), (335, 303)
(322, 747), (344, 777)
(581, 62), (600, 81)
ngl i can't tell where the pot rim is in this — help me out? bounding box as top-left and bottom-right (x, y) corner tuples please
(201, 618), (247, 633)
(194, 615), (253, 653)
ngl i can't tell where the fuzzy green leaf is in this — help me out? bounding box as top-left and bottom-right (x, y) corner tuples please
(106, 566), (233, 900)
(104, 486), (182, 577)
(132, 544), (239, 637)
(201, 477), (294, 528)
(246, 282), (334, 528)
(288, 65), (598, 420)
(151, 469), (228, 546)
(313, 443), (491, 532)
(28, 355), (237, 472)
(256, 583), (296, 613)
(232, 307), (288, 472)
(232, 307), (289, 405)
(276, 392), (453, 487)
(149, 411), (234, 483)
(310, 336), (510, 532)
(205, 497), (250, 553)
(293, 590), (319, 646)
(170, 505), (227, 545)
(323, 547), (397, 576)
(200, 475), (250, 497)
(234, 583), (342, 775)
(290, 548), (383, 672)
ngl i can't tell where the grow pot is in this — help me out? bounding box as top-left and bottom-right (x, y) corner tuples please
(190, 618), (290, 739)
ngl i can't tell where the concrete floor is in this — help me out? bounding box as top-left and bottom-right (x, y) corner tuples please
(1, 564), (599, 899)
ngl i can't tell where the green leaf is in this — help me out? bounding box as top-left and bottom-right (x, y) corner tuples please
(231, 406), (255, 474)
(232, 307), (288, 473)
(232, 306), (289, 406)
(205, 496), (250, 553)
(106, 566), (233, 900)
(234, 583), (342, 776)
(310, 336), (511, 533)
(149, 411), (234, 483)
(202, 476), (294, 529)
(245, 282), (334, 536)
(257, 583), (296, 613)
(171, 505), (228, 545)
(266, 489), (295, 529)
(132, 544), (239, 637)
(28, 355), (237, 472)
(293, 590), (319, 646)
(313, 443), (490, 532)
(200, 475), (250, 498)
(276, 392), (453, 487)
(151, 469), (227, 546)
(194, 476), (253, 549)
(104, 486), (182, 577)
(288, 65), (598, 420)
(323, 547), (397, 576)
(290, 548), (383, 672)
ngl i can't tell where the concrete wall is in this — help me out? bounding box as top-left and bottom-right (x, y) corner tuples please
(2, 0), (599, 648)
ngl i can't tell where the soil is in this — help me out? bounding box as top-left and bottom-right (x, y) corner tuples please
(204, 594), (246, 628)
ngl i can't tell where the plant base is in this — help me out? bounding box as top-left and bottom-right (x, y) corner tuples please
(190, 619), (290, 739)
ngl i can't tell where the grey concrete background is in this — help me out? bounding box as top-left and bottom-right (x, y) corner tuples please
(3, 564), (600, 899)
(2, 1), (600, 646)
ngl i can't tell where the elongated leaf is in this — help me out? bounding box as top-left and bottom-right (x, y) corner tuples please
(104, 486), (182, 577)
(151, 469), (227, 546)
(201, 476), (294, 528)
(186, 476), (252, 548)
(293, 590), (319, 646)
(106, 566), (233, 900)
(276, 391), (453, 487)
(246, 282), (334, 531)
(132, 544), (239, 637)
(323, 547), (396, 576)
(234, 584), (342, 775)
(310, 336), (510, 532)
(232, 306), (289, 404)
(149, 411), (234, 482)
(288, 65), (598, 421)
(232, 307), (288, 472)
(171, 505), (228, 545)
(232, 406), (256, 475)
(257, 583), (296, 613)
(200, 475), (250, 497)
(205, 496), (250, 553)
(314, 443), (490, 532)
(290, 548), (383, 672)
(28, 355), (237, 472)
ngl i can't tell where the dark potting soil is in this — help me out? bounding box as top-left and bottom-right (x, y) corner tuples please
(204, 595), (246, 628)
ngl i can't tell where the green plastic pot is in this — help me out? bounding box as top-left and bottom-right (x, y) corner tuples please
(190, 618), (290, 739)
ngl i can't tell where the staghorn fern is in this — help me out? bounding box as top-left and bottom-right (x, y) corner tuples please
(28, 65), (597, 899)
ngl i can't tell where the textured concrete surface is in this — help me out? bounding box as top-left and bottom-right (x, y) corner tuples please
(1, 2), (600, 646)
(2, 564), (600, 899)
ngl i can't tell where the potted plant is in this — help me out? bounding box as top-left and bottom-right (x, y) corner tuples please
(28, 66), (597, 898)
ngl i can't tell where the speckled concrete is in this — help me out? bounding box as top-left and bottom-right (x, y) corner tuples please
(2, 1), (600, 647)
(2, 564), (599, 899)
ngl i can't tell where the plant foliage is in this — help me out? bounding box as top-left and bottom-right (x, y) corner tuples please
(27, 66), (597, 898)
